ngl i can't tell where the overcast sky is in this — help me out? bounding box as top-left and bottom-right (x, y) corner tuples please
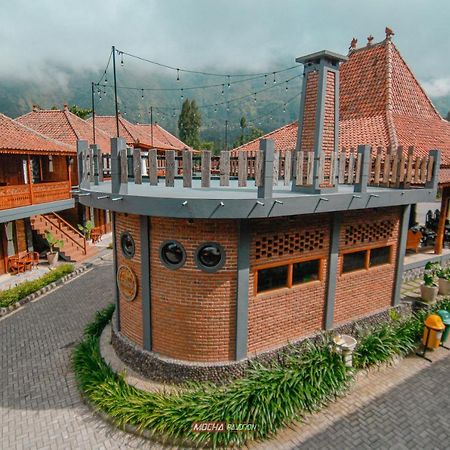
(1, 0), (449, 96)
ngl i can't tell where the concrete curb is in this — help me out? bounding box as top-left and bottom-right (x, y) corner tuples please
(0, 264), (93, 318)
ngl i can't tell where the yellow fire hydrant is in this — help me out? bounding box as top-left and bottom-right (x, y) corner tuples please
(422, 314), (445, 350)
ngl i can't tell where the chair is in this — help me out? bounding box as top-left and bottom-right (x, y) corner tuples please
(7, 256), (26, 275)
(406, 229), (423, 253)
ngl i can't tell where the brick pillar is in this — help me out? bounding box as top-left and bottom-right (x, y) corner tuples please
(294, 50), (347, 193)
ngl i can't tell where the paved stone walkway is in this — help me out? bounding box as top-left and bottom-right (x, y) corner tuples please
(1, 258), (449, 449)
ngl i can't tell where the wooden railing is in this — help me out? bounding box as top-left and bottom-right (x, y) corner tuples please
(43, 212), (87, 254)
(80, 144), (438, 193)
(0, 181), (71, 211)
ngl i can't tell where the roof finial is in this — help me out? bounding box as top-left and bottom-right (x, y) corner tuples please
(367, 35), (374, 46)
(349, 37), (358, 52)
(63, 103), (68, 111)
(385, 27), (394, 40)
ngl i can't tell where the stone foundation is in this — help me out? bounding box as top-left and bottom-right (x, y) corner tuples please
(111, 301), (413, 385)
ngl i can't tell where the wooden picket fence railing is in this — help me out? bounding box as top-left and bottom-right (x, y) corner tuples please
(81, 145), (436, 190)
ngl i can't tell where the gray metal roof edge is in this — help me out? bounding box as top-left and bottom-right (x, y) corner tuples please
(296, 50), (348, 64)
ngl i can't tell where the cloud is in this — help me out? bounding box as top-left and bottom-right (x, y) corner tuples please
(0, 0), (449, 87)
(422, 78), (450, 98)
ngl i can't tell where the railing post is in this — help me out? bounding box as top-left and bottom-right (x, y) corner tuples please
(77, 140), (89, 189)
(91, 144), (99, 186)
(111, 137), (126, 194)
(257, 139), (274, 199)
(127, 147), (133, 180)
(354, 145), (371, 193)
(425, 149), (440, 191)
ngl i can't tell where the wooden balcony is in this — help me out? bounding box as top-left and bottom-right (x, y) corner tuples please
(0, 181), (71, 211)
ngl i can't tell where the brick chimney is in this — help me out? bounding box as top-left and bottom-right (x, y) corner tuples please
(294, 50), (347, 193)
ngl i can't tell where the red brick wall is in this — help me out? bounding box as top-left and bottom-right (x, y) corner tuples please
(333, 207), (400, 325)
(248, 214), (330, 354)
(115, 213), (143, 346)
(322, 70), (336, 154)
(150, 217), (238, 362)
(300, 71), (318, 152)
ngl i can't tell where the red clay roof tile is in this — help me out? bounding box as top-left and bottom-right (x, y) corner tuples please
(0, 113), (73, 154)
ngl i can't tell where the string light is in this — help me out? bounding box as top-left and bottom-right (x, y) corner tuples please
(176, 68), (180, 81)
(285, 80), (289, 91)
(116, 48), (298, 78)
(180, 88), (184, 100)
(273, 72), (276, 83)
(141, 89), (144, 100)
(221, 84), (224, 95)
(120, 52), (124, 66)
(254, 92), (257, 103)
(227, 75), (231, 88)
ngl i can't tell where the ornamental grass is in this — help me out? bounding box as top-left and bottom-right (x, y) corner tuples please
(73, 299), (450, 448)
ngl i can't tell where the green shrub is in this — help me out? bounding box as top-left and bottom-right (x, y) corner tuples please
(74, 300), (450, 447)
(73, 306), (352, 448)
(0, 263), (74, 307)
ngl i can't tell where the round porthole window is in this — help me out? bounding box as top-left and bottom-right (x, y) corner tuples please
(120, 231), (135, 259)
(195, 242), (226, 272)
(160, 240), (186, 269)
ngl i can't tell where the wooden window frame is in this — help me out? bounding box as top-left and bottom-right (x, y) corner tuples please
(254, 255), (324, 295)
(340, 244), (393, 276)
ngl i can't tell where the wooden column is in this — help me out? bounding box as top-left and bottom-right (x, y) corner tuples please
(67, 156), (72, 191)
(435, 186), (449, 254)
(26, 155), (34, 204)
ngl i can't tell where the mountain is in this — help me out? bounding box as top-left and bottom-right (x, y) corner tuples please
(0, 65), (449, 150)
(0, 65), (302, 151)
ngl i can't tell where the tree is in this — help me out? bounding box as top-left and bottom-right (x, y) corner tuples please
(232, 125), (264, 148)
(178, 99), (202, 149)
(69, 104), (92, 119)
(239, 116), (247, 145)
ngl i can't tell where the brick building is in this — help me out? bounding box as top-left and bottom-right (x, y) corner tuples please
(77, 45), (440, 382)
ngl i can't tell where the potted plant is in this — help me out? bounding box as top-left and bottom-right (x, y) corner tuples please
(45, 231), (64, 266)
(78, 220), (94, 241)
(420, 261), (439, 303)
(436, 265), (450, 295)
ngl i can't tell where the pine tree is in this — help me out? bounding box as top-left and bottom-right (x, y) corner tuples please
(178, 99), (202, 149)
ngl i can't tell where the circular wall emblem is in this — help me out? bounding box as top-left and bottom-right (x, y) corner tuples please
(116, 265), (138, 302)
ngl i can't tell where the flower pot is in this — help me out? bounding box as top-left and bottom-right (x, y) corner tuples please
(438, 278), (450, 295)
(46, 251), (59, 267)
(420, 284), (438, 304)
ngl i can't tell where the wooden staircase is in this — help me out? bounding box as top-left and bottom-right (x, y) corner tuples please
(31, 213), (97, 262)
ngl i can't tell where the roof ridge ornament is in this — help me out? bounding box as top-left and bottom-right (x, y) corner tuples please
(367, 35), (374, 47)
(349, 37), (358, 53)
(385, 26), (394, 40)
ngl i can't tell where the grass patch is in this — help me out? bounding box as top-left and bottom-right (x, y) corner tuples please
(74, 300), (450, 447)
(0, 263), (75, 308)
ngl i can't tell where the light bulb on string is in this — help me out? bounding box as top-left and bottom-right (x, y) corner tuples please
(285, 81), (289, 91)
(226, 103), (230, 112)
(180, 88), (184, 100)
(141, 89), (144, 100)
(176, 68), (180, 82)
(104, 73), (107, 84)
(221, 84), (224, 96)
(273, 72), (276, 83)
(264, 75), (267, 86)
(227, 75), (231, 88)
(120, 52), (124, 66)
(283, 104), (286, 113)
(254, 92), (257, 103)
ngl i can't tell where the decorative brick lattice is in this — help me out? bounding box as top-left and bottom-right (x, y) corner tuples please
(255, 230), (325, 260)
(344, 220), (395, 246)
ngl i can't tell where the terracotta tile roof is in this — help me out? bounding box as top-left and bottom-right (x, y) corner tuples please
(0, 113), (74, 155)
(232, 36), (450, 181)
(230, 122), (298, 157)
(17, 107), (111, 153)
(89, 115), (192, 151)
